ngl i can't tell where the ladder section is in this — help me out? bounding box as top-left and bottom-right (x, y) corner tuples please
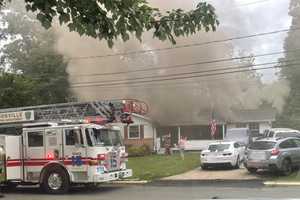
(0, 99), (149, 124)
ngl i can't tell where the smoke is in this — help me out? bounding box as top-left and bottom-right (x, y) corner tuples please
(54, 0), (290, 125)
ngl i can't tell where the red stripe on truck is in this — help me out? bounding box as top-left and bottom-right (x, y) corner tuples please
(6, 158), (97, 167)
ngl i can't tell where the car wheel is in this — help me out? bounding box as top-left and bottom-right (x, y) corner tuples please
(234, 156), (241, 169)
(246, 167), (257, 174)
(41, 166), (70, 194)
(281, 159), (292, 176)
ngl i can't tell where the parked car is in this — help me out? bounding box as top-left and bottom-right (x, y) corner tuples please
(262, 128), (300, 139)
(245, 137), (300, 175)
(200, 141), (246, 169)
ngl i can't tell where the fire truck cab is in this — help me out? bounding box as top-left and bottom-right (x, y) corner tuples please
(3, 122), (132, 193)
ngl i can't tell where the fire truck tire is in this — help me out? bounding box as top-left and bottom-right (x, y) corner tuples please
(41, 166), (70, 194)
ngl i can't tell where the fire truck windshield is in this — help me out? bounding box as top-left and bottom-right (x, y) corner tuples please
(85, 128), (123, 147)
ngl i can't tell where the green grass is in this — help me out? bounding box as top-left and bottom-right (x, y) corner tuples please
(272, 171), (300, 182)
(127, 153), (200, 181)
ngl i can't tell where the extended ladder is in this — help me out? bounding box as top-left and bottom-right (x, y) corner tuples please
(0, 99), (149, 124)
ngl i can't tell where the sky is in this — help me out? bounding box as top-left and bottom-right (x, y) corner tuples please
(207, 0), (292, 82)
(0, 0), (294, 123)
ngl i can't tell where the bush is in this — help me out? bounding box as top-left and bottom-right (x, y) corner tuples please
(128, 144), (151, 157)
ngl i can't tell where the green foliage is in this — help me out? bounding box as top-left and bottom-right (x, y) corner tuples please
(0, 73), (36, 108)
(1, 0), (219, 47)
(127, 153), (200, 180)
(0, 3), (72, 108)
(127, 144), (151, 157)
(275, 0), (300, 129)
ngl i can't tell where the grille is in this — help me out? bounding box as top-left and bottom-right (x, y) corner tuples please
(108, 151), (120, 171)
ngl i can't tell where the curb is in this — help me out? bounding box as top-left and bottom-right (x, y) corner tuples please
(150, 179), (264, 186)
(109, 180), (149, 185)
(264, 181), (300, 186)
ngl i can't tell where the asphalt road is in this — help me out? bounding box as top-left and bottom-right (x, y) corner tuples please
(2, 182), (300, 200)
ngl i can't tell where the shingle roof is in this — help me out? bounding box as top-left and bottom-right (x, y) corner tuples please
(230, 108), (276, 123)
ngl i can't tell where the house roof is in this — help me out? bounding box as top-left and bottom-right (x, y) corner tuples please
(131, 113), (153, 122)
(155, 107), (277, 126)
(229, 108), (276, 123)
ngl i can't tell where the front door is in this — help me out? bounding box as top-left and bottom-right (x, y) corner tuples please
(45, 128), (63, 160)
(62, 128), (87, 174)
(24, 129), (45, 182)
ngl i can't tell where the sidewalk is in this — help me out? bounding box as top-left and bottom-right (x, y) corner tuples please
(162, 167), (259, 181)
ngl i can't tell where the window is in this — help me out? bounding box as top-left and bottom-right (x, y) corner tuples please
(128, 125), (140, 139)
(293, 139), (300, 147)
(249, 141), (276, 150)
(249, 122), (259, 135)
(65, 129), (83, 146)
(208, 144), (230, 151)
(279, 139), (297, 149)
(276, 132), (300, 138)
(236, 123), (247, 128)
(85, 130), (93, 146)
(28, 131), (44, 147)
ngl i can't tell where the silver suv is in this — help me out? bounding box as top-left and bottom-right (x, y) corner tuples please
(263, 128), (300, 138)
(245, 137), (300, 175)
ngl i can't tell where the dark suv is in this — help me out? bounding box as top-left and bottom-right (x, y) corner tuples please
(245, 137), (300, 175)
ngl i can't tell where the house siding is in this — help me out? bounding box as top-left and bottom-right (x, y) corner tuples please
(113, 115), (156, 150)
(227, 121), (272, 134)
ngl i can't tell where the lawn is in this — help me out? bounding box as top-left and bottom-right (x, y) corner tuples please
(127, 153), (200, 181)
(272, 171), (300, 182)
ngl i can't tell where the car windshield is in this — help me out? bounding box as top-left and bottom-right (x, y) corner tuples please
(85, 128), (123, 146)
(248, 141), (276, 150)
(208, 144), (230, 151)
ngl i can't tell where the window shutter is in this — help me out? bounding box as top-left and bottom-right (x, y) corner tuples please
(124, 126), (128, 139)
(140, 125), (144, 139)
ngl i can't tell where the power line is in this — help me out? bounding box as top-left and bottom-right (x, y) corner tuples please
(68, 27), (300, 61)
(71, 59), (298, 85)
(70, 62), (300, 88)
(76, 70), (286, 91)
(70, 48), (300, 78)
(237, 0), (277, 7)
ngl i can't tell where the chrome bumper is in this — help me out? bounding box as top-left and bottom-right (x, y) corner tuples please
(93, 169), (132, 182)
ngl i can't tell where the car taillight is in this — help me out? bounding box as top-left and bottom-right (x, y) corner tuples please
(271, 148), (280, 156)
(97, 154), (106, 161)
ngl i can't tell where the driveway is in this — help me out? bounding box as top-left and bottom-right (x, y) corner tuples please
(162, 167), (269, 181)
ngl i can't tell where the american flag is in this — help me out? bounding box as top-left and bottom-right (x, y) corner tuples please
(210, 112), (217, 138)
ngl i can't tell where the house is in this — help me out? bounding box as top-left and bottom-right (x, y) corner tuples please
(114, 108), (276, 151)
(113, 113), (157, 150)
(227, 108), (276, 135)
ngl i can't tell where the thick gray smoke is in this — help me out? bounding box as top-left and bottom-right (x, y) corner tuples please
(54, 0), (290, 125)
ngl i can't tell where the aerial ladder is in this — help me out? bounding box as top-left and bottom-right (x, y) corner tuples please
(0, 99), (149, 128)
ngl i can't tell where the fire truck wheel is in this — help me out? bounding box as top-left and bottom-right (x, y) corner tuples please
(41, 166), (70, 194)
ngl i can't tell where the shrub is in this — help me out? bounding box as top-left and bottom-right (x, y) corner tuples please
(128, 144), (151, 157)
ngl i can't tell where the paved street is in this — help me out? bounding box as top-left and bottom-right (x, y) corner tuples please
(2, 182), (300, 200)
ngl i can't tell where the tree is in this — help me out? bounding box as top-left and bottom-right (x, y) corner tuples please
(275, 0), (300, 129)
(0, 0), (219, 47)
(0, 72), (36, 108)
(0, 3), (72, 108)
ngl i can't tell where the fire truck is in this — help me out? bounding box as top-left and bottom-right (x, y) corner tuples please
(0, 99), (148, 194)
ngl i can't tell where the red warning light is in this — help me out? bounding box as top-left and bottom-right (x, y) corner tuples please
(46, 152), (54, 160)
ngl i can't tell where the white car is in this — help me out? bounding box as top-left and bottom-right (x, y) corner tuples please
(200, 141), (246, 169)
